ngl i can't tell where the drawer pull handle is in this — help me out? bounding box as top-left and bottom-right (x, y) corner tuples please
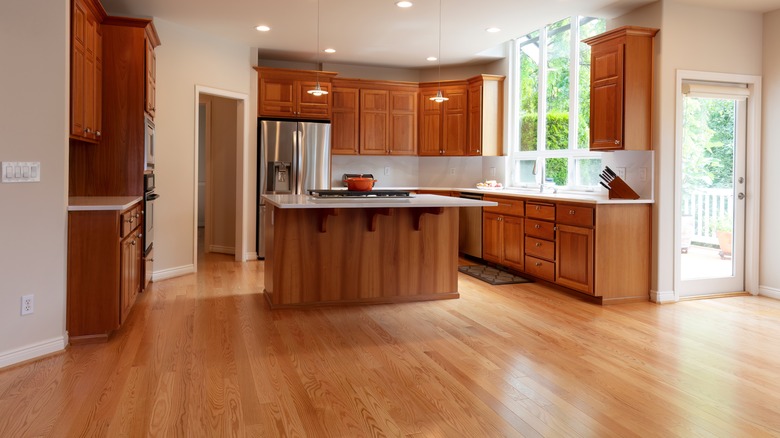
(569, 210), (575, 215)
(535, 206), (541, 210)
(535, 242), (541, 247)
(534, 224), (540, 229)
(126, 217), (134, 224)
(535, 262), (542, 267)
(131, 240), (136, 246)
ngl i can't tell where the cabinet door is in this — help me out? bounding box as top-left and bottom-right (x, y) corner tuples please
(259, 76), (296, 117)
(590, 43), (624, 151)
(145, 39), (156, 118)
(297, 80), (332, 119)
(71, 0), (87, 139)
(503, 216), (524, 271)
(331, 87), (359, 154)
(360, 89), (390, 154)
(442, 86), (467, 155)
(482, 212), (502, 263)
(95, 26), (102, 139)
(467, 82), (482, 155)
(556, 224), (594, 294)
(389, 90), (417, 155)
(418, 88), (442, 155)
(120, 232), (140, 323)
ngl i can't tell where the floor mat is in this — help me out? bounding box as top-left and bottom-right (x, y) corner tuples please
(458, 264), (533, 285)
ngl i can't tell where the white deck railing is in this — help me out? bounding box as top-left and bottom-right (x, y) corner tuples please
(681, 188), (733, 245)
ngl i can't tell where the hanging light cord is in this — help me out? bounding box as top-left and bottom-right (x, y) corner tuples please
(437, 0), (442, 89)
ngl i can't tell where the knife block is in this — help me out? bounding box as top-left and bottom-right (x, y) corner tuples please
(608, 176), (640, 200)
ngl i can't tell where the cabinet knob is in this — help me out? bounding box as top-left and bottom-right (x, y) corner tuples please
(476, 149), (480, 154)
(535, 206), (540, 210)
(126, 217), (135, 223)
(535, 242), (541, 247)
(534, 224), (540, 229)
(95, 131), (102, 137)
(131, 240), (137, 246)
(569, 210), (575, 215)
(535, 262), (542, 267)
(614, 140), (620, 145)
(84, 128), (92, 134)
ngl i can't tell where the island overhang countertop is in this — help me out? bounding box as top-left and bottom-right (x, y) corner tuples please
(262, 193), (497, 209)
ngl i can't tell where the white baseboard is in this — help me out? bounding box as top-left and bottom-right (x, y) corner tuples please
(0, 336), (66, 369)
(650, 289), (677, 303)
(153, 264), (195, 282)
(209, 245), (235, 255)
(245, 252), (259, 260)
(759, 285), (780, 300)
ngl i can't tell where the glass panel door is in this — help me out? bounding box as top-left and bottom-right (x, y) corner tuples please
(678, 92), (746, 296)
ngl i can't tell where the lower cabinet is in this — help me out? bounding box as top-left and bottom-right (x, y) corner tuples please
(67, 200), (143, 343)
(478, 195), (650, 304)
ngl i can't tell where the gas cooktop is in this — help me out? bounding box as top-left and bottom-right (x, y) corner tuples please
(308, 189), (412, 198)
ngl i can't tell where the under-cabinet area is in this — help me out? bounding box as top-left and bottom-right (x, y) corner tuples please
(67, 197), (144, 343)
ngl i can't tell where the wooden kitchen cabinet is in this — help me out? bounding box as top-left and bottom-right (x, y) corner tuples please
(331, 82), (360, 154)
(67, 200), (143, 343)
(70, 0), (106, 143)
(584, 26), (658, 151)
(467, 75), (504, 156)
(70, 16), (160, 197)
(145, 38), (156, 118)
(482, 195), (524, 271)
(556, 224), (594, 294)
(360, 88), (390, 154)
(255, 67), (337, 120)
(419, 83), (468, 156)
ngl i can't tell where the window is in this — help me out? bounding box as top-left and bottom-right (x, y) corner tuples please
(511, 16), (606, 190)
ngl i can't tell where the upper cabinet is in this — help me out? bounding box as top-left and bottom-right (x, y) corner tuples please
(145, 39), (157, 118)
(70, 0), (106, 143)
(255, 67), (337, 120)
(418, 82), (468, 156)
(467, 75), (504, 156)
(331, 79), (418, 156)
(583, 26), (659, 151)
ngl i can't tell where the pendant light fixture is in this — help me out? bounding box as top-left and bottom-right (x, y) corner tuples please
(430, 0), (448, 103)
(308, 0), (328, 96)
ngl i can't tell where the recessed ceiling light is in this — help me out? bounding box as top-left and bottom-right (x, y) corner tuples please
(324, 48), (336, 53)
(396, 1), (413, 7)
(256, 25), (271, 32)
(486, 27), (501, 33)
(427, 56), (437, 61)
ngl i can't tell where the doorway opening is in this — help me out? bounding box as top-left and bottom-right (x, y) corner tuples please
(194, 86), (250, 270)
(674, 71), (761, 298)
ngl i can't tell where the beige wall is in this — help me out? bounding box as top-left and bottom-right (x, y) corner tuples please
(200, 95), (238, 253)
(613, 0), (764, 299)
(0, 1), (69, 365)
(762, 10), (780, 295)
(152, 18), (256, 277)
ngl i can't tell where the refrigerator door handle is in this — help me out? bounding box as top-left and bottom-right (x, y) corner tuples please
(295, 129), (304, 194)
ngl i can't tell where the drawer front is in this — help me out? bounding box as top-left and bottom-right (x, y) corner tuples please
(556, 204), (594, 227)
(525, 236), (555, 261)
(525, 256), (555, 282)
(525, 219), (555, 240)
(483, 196), (524, 217)
(120, 204), (141, 238)
(526, 202), (555, 220)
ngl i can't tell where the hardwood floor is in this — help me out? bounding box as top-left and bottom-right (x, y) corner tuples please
(2, 253), (780, 437)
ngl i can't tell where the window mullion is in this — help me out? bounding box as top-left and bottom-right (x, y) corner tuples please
(567, 16), (580, 187)
(538, 26), (548, 153)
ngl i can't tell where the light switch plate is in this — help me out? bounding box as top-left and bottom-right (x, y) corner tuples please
(2, 162), (40, 183)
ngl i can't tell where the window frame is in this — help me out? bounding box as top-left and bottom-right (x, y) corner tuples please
(509, 16), (605, 192)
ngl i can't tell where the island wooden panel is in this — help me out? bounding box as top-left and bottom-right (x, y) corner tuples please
(264, 206), (459, 307)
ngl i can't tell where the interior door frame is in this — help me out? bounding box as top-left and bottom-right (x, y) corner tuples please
(193, 85), (250, 268)
(673, 70), (761, 299)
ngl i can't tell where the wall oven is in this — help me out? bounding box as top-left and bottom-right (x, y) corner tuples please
(144, 117), (155, 171)
(143, 173), (158, 255)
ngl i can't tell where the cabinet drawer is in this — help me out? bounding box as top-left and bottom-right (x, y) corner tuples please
(525, 236), (555, 261)
(556, 204), (594, 227)
(120, 204), (142, 238)
(526, 202), (555, 220)
(525, 256), (555, 282)
(483, 196), (524, 216)
(525, 219), (555, 240)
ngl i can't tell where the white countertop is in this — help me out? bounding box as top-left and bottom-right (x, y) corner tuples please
(263, 194), (496, 209)
(68, 196), (143, 211)
(442, 187), (653, 205)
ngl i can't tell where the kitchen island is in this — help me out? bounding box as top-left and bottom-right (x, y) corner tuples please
(262, 194), (495, 308)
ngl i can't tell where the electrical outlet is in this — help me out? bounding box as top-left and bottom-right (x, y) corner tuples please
(639, 167), (647, 182)
(490, 167), (496, 177)
(21, 294), (34, 315)
(449, 168), (455, 175)
(617, 167), (626, 179)
(384, 166), (390, 176)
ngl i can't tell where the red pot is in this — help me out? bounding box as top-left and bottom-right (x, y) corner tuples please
(344, 176), (376, 191)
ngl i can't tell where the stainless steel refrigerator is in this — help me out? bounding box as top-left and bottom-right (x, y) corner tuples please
(256, 119), (331, 259)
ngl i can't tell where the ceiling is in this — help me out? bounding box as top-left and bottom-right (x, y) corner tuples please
(101, 0), (780, 69)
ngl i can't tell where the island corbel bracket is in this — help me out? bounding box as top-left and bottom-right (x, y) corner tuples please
(411, 207), (444, 231)
(318, 208), (339, 233)
(366, 208), (393, 232)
